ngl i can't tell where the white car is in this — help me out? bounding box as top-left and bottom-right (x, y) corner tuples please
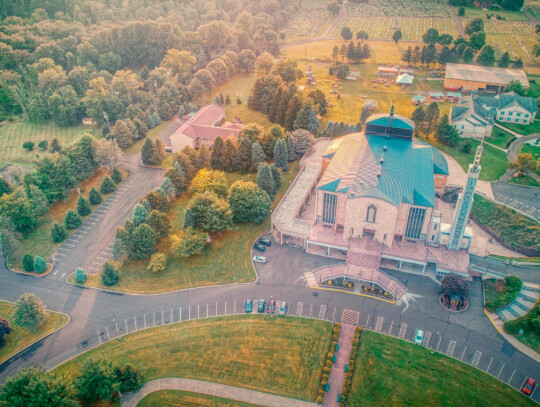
(253, 256), (267, 264)
(414, 329), (424, 345)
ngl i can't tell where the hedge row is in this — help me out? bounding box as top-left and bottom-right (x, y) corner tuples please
(316, 322), (341, 404)
(484, 276), (523, 312)
(504, 299), (540, 336)
(339, 326), (362, 407)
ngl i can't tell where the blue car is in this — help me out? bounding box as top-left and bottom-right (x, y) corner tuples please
(245, 299), (252, 313)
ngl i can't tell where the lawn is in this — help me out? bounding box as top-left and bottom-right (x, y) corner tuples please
(458, 7), (527, 20)
(348, 330), (536, 406)
(489, 127), (516, 149)
(508, 174), (540, 187)
(426, 137), (508, 181)
(139, 391), (260, 407)
(53, 316), (332, 402)
(513, 330), (540, 354)
(0, 300), (69, 365)
(501, 120), (540, 136)
(17, 168), (122, 264)
(0, 122), (98, 169)
(471, 194), (540, 256)
(82, 162), (300, 294)
(520, 142), (540, 159)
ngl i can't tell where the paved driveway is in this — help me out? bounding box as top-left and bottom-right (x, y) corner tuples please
(491, 181), (540, 220)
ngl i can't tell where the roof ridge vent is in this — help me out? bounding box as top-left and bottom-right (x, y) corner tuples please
(377, 171), (381, 178)
(380, 158), (384, 164)
(383, 145), (387, 151)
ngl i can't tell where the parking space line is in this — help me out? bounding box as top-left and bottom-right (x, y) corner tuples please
(471, 351), (482, 368)
(92, 261), (103, 265)
(319, 304), (327, 319)
(446, 340), (456, 357)
(422, 331), (432, 347)
(97, 256), (109, 260)
(53, 252), (66, 257)
(375, 316), (384, 332)
(398, 323), (407, 339)
(296, 302), (303, 316)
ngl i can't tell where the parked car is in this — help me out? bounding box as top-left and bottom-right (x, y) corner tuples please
(245, 299), (252, 313)
(258, 238), (272, 247)
(279, 301), (288, 316)
(268, 299), (276, 314)
(253, 243), (266, 252)
(258, 299), (265, 313)
(253, 256), (267, 264)
(522, 378), (536, 396)
(414, 329), (424, 345)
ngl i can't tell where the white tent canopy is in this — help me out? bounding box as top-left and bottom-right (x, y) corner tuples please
(396, 73), (414, 85)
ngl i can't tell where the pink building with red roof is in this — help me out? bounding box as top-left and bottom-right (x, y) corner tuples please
(169, 104), (243, 152)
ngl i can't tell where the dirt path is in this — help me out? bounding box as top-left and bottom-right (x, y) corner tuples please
(443, 0), (465, 37)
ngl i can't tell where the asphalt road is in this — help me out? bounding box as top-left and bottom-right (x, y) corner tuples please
(491, 181), (540, 221)
(1, 238), (540, 403)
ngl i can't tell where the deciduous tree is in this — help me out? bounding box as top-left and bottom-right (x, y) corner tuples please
(75, 358), (119, 403)
(228, 180), (271, 223)
(147, 252), (167, 272)
(171, 227), (207, 257)
(14, 293), (46, 332)
(146, 210), (171, 238)
(187, 191), (234, 232)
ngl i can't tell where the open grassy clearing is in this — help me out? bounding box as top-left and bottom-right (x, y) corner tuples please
(17, 168), (122, 264)
(53, 316), (332, 402)
(0, 122), (98, 169)
(502, 120), (540, 136)
(349, 330), (535, 406)
(82, 162), (299, 294)
(139, 391), (260, 407)
(514, 329), (540, 354)
(490, 127), (516, 148)
(0, 300), (68, 365)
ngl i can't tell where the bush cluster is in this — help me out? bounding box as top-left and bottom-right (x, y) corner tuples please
(316, 323), (341, 404)
(485, 276), (523, 312)
(339, 326), (362, 406)
(504, 300), (540, 335)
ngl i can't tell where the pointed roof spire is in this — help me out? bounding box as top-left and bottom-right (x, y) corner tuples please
(390, 99), (395, 116)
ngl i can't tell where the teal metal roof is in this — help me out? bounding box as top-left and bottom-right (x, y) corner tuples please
(366, 113), (414, 130)
(432, 148), (449, 175)
(319, 178), (341, 192)
(412, 95), (426, 101)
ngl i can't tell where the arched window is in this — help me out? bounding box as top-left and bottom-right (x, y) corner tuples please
(366, 204), (377, 223)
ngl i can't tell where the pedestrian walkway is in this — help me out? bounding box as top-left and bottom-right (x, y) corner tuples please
(120, 378), (317, 407)
(497, 282), (540, 322)
(322, 324), (356, 407)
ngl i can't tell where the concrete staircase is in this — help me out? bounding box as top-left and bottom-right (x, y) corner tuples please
(497, 282), (540, 323)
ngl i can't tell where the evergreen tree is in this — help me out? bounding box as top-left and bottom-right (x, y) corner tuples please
(268, 87), (283, 123)
(498, 51), (511, 68)
(436, 114), (460, 146)
(77, 196), (91, 216)
(13, 293), (45, 331)
(115, 364), (144, 393)
(132, 204), (149, 226)
(51, 223), (68, 243)
(273, 138), (289, 171)
(197, 144), (211, 169)
(262, 125), (284, 157)
(146, 210), (171, 238)
(89, 187), (102, 205)
(75, 267), (87, 283)
(270, 164), (281, 194)
(175, 152), (196, 181)
(0, 176), (12, 197)
(165, 163), (187, 192)
(210, 136), (226, 170)
(256, 163), (275, 200)
(113, 120), (133, 148)
(100, 176), (116, 194)
(251, 141), (266, 171)
(159, 177), (176, 200)
(128, 224), (157, 259)
(294, 104), (320, 134)
(284, 94), (303, 131)
(65, 209), (82, 229)
(183, 208), (196, 229)
(75, 358), (119, 403)
(101, 262), (119, 286)
(224, 138), (240, 172)
(476, 45), (496, 66)
(111, 168), (122, 183)
(411, 105), (426, 135)
(141, 138), (159, 165)
(237, 138), (253, 173)
(141, 191), (170, 213)
(425, 102), (440, 138)
(286, 133), (296, 161)
(22, 254), (34, 272)
(360, 106), (371, 123)
(49, 137), (62, 153)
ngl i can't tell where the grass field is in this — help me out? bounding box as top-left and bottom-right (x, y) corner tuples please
(82, 162), (299, 294)
(508, 174), (540, 187)
(514, 329), (540, 354)
(348, 330), (536, 406)
(0, 300), (68, 365)
(53, 316), (332, 402)
(0, 122), (98, 169)
(139, 391), (260, 407)
(502, 120), (540, 136)
(490, 127), (516, 149)
(459, 7), (527, 20)
(17, 168), (120, 264)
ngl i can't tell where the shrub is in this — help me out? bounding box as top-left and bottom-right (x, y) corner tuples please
(89, 187), (102, 205)
(38, 140), (48, 150)
(316, 396), (323, 404)
(51, 223), (68, 243)
(100, 176), (116, 194)
(33, 256), (47, 273)
(332, 334), (338, 340)
(323, 366), (331, 374)
(22, 254), (34, 272)
(65, 209), (82, 229)
(22, 141), (34, 151)
(322, 373), (329, 381)
(75, 267), (88, 284)
(101, 262), (119, 286)
(327, 351), (334, 359)
(77, 196), (91, 216)
(485, 276), (523, 312)
(111, 168), (123, 183)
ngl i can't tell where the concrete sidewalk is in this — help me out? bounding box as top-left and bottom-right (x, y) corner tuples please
(120, 378), (317, 407)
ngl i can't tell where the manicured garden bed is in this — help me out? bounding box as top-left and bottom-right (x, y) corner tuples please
(484, 276), (523, 312)
(361, 285), (394, 300)
(53, 315), (331, 402)
(139, 391), (260, 407)
(504, 299), (540, 353)
(348, 330), (536, 406)
(0, 300), (69, 364)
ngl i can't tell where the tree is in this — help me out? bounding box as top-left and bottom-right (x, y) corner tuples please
(436, 115), (460, 146)
(238, 49), (256, 72)
(360, 106), (372, 124)
(0, 316), (11, 347)
(512, 58), (523, 69)
(341, 26), (353, 40)
(423, 43), (437, 66)
(357, 30), (369, 41)
(111, 168), (122, 183)
(274, 138), (289, 171)
(146, 210), (171, 238)
(112, 120), (133, 149)
(251, 141), (266, 171)
(141, 138), (160, 166)
(256, 52), (274, 74)
(0, 176), (12, 197)
(425, 102), (440, 138)
(160, 49), (196, 83)
(210, 136), (226, 170)
(469, 31), (486, 50)
(189, 169), (228, 198)
(187, 191), (234, 232)
(23, 254), (34, 272)
(89, 187), (102, 205)
(505, 80), (526, 96)
(14, 294), (46, 332)
(461, 46), (475, 63)
(92, 138), (123, 170)
(77, 196), (91, 216)
(165, 162), (186, 193)
(237, 138), (253, 173)
(0, 367), (78, 407)
(101, 262), (119, 286)
(327, 2), (340, 14)
(392, 30), (403, 44)
(33, 256), (47, 273)
(458, 6), (465, 16)
(441, 273), (469, 297)
(272, 60), (303, 83)
(476, 45), (496, 66)
(115, 364), (144, 392)
(22, 141), (34, 151)
(51, 223), (68, 243)
(498, 51), (511, 68)
(284, 94), (303, 130)
(75, 267), (87, 284)
(132, 203), (149, 226)
(332, 45), (339, 60)
(461, 140), (472, 154)
(75, 358), (119, 403)
(228, 180), (272, 224)
(197, 144), (211, 169)
(100, 176), (116, 194)
(224, 138), (240, 172)
(294, 104), (320, 134)
(513, 153), (538, 173)
(65, 209), (82, 229)
(438, 33), (453, 46)
(147, 252), (167, 272)
(423, 28), (439, 44)
(289, 129), (314, 157)
(141, 191), (170, 213)
(49, 137), (62, 153)
(411, 105), (426, 135)
(402, 46), (413, 64)
(175, 152), (196, 181)
(128, 223), (156, 260)
(465, 18), (484, 35)
(171, 227), (207, 258)
(256, 163), (275, 200)
(239, 123), (263, 143)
